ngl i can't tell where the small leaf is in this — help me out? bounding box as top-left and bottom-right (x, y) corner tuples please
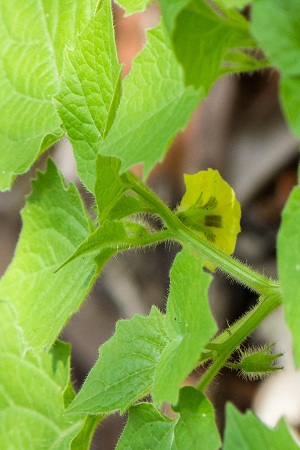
(116, 403), (174, 450)
(224, 403), (300, 450)
(107, 194), (156, 220)
(95, 155), (129, 221)
(177, 169), (241, 264)
(116, 387), (221, 450)
(67, 307), (168, 414)
(56, 220), (129, 272)
(171, 387), (221, 450)
(277, 186), (300, 366)
(56, 0), (122, 192)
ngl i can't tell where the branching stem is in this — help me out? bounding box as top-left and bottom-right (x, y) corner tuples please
(125, 171), (283, 390)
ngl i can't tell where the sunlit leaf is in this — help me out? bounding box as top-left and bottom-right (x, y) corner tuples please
(0, 302), (89, 450)
(0, 159), (98, 349)
(56, 0), (121, 192)
(99, 22), (202, 179)
(0, 0), (98, 190)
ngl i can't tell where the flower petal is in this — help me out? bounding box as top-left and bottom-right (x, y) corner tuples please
(177, 169), (241, 259)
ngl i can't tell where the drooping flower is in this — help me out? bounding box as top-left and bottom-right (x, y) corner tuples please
(177, 169), (241, 258)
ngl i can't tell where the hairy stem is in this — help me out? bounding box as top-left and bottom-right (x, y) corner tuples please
(127, 171), (281, 296)
(196, 293), (281, 391)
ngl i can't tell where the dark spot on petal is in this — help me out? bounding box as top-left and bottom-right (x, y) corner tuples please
(205, 214), (222, 228)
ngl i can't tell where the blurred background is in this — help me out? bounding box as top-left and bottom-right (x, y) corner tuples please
(1, 3), (299, 448)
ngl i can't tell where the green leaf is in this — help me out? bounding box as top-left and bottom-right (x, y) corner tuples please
(57, 215), (162, 271)
(100, 22), (203, 179)
(251, 0), (300, 77)
(116, 387), (221, 450)
(224, 403), (299, 449)
(171, 387), (221, 450)
(57, 220), (129, 270)
(67, 248), (216, 414)
(95, 155), (128, 221)
(152, 247), (216, 405)
(251, 0), (300, 137)
(0, 159), (98, 349)
(106, 193), (156, 220)
(71, 415), (103, 450)
(0, 300), (23, 355)
(67, 306), (168, 414)
(56, 0), (122, 192)
(116, 403), (175, 450)
(280, 76), (300, 138)
(115, 0), (153, 15)
(0, 302), (87, 450)
(277, 186), (300, 366)
(216, 0), (249, 8)
(159, 0), (264, 89)
(0, 0), (98, 191)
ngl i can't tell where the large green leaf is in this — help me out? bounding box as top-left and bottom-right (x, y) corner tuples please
(99, 22), (202, 179)
(0, 159), (98, 349)
(159, 0), (265, 89)
(67, 248), (216, 414)
(0, 0), (98, 190)
(224, 403), (299, 449)
(251, 0), (300, 137)
(0, 301), (89, 449)
(116, 387), (221, 450)
(277, 186), (300, 365)
(56, 0), (121, 192)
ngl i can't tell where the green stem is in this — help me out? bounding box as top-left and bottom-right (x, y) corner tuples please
(196, 293), (281, 392)
(130, 229), (171, 248)
(175, 226), (279, 296)
(127, 171), (280, 296)
(126, 171), (283, 392)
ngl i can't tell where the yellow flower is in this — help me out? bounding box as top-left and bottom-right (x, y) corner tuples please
(177, 169), (241, 258)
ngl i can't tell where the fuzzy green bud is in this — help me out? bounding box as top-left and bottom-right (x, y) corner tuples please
(238, 345), (283, 381)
